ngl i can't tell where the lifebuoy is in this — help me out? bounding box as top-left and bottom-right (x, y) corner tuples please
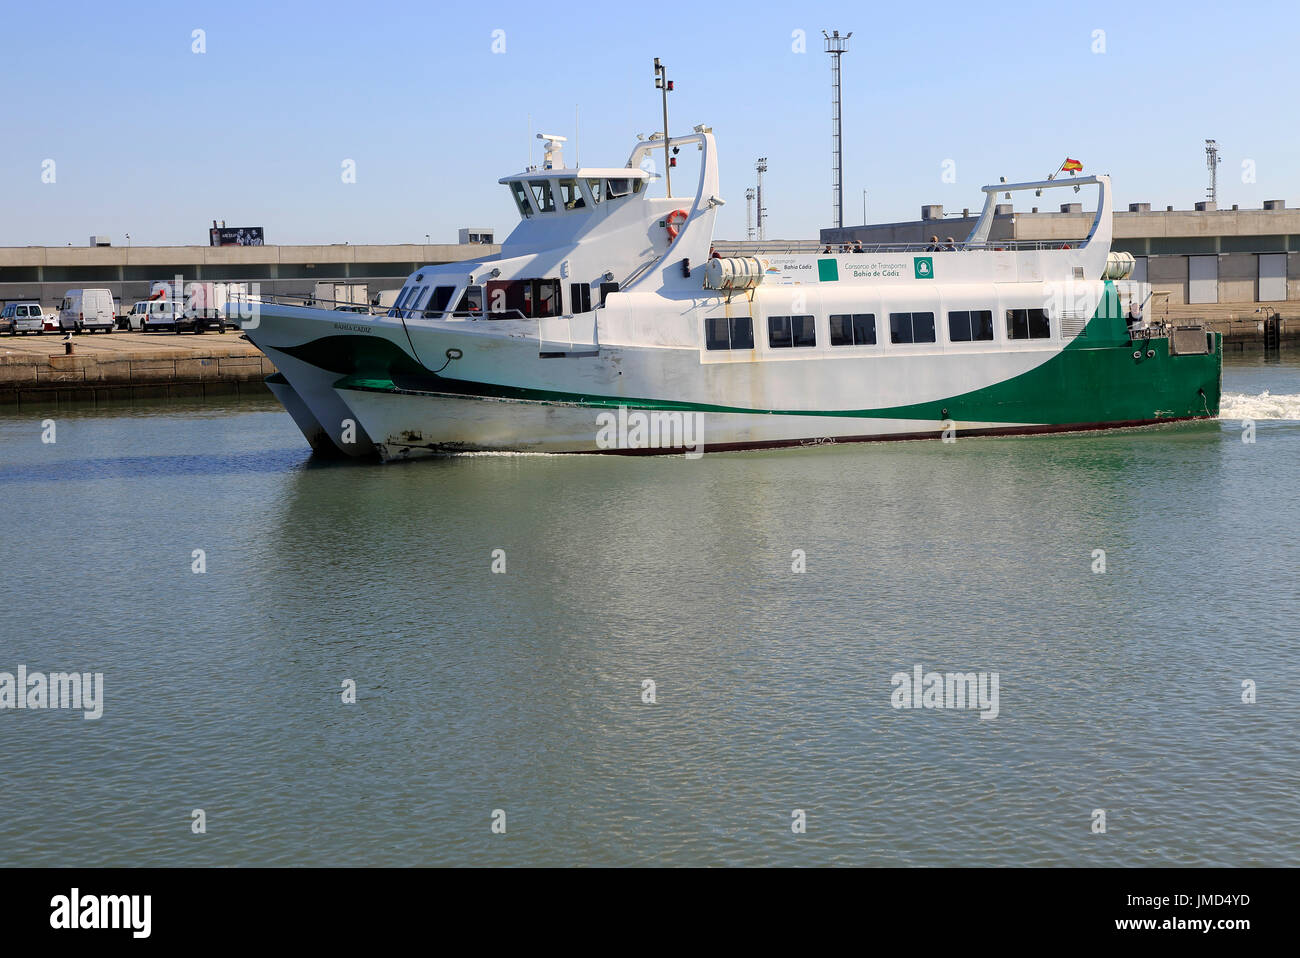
(665, 209), (688, 242)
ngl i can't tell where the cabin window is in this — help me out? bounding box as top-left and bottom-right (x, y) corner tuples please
(424, 286), (455, 318)
(706, 315), (754, 351)
(529, 180), (556, 214)
(558, 179), (585, 211)
(487, 280), (526, 318)
(948, 310), (995, 342)
(584, 179), (603, 204)
(1006, 308), (1051, 340)
(606, 178), (633, 199)
(406, 285), (430, 316)
(829, 313), (876, 346)
(453, 285), (483, 316)
(889, 311), (936, 344)
(599, 281), (619, 305)
(485, 279), (562, 318)
(532, 279), (562, 317)
(509, 181), (533, 218)
(767, 315), (816, 349)
(570, 283), (592, 314)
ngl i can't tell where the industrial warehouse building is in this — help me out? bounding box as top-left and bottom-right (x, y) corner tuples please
(817, 199), (1300, 339)
(0, 238), (499, 312)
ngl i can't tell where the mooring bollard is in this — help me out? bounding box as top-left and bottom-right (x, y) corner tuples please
(64, 333), (74, 355)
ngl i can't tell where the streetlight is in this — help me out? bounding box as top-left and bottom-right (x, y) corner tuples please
(125, 233), (130, 247)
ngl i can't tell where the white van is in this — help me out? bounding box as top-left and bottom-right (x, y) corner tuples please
(59, 289), (115, 333)
(139, 299), (187, 332)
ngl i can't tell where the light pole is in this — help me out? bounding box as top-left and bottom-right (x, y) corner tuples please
(823, 30), (852, 230)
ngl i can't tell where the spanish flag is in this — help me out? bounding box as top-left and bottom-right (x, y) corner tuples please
(1061, 158), (1083, 173)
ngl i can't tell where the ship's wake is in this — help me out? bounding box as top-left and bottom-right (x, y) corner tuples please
(1220, 391), (1300, 421)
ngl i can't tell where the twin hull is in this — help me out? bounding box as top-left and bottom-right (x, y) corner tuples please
(249, 290), (1223, 461)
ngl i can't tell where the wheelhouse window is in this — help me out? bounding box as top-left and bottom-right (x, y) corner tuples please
(889, 311), (936, 344)
(529, 180), (556, 214)
(606, 178), (634, 199)
(558, 179), (585, 211)
(584, 179), (603, 204)
(767, 315), (816, 348)
(509, 181), (533, 218)
(706, 315), (755, 351)
(1006, 308), (1051, 340)
(948, 309), (994, 342)
(829, 313), (876, 346)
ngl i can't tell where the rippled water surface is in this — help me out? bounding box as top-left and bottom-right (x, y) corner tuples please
(2, 350), (1299, 866)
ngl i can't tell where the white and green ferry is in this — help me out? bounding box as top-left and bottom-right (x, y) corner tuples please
(240, 126), (1222, 460)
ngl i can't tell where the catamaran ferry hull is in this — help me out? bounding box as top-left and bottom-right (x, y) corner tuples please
(335, 381), (1218, 461)
(324, 318), (1221, 459)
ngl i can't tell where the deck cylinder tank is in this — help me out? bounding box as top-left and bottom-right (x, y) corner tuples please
(1103, 251), (1135, 280)
(704, 256), (765, 291)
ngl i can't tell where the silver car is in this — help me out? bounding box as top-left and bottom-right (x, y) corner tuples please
(2, 302), (49, 334)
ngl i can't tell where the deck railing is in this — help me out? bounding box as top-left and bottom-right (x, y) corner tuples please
(712, 238), (1091, 256)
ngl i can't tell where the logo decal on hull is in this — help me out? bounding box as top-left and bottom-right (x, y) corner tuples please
(914, 256), (934, 279)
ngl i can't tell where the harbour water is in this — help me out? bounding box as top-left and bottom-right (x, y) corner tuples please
(2, 350), (1298, 866)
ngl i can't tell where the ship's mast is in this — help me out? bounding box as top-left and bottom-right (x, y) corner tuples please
(654, 58), (673, 197)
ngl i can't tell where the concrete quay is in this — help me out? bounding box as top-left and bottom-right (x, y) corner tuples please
(0, 331), (274, 406)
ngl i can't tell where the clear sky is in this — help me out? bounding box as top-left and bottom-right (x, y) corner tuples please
(3, 0), (1297, 247)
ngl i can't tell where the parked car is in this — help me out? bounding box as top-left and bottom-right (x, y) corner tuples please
(120, 301), (150, 331)
(139, 300), (187, 332)
(58, 288), (115, 333)
(149, 280), (242, 333)
(332, 304), (369, 313)
(2, 302), (50, 334)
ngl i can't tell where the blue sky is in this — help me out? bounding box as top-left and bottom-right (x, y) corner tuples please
(3, 0), (1297, 247)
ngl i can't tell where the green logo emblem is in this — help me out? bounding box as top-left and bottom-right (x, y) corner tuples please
(914, 256), (934, 279)
(818, 258), (839, 282)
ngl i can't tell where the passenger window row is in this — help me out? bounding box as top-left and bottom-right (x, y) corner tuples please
(707, 308), (1052, 351)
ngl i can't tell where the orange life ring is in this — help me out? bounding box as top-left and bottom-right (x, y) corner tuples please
(665, 209), (689, 242)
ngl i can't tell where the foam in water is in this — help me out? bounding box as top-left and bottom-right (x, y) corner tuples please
(1219, 391), (1300, 421)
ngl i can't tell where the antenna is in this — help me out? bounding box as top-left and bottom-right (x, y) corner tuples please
(527, 114), (532, 169)
(823, 30), (852, 230)
(745, 187), (756, 240)
(755, 158), (768, 241)
(1205, 139), (1221, 205)
(575, 105), (580, 168)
